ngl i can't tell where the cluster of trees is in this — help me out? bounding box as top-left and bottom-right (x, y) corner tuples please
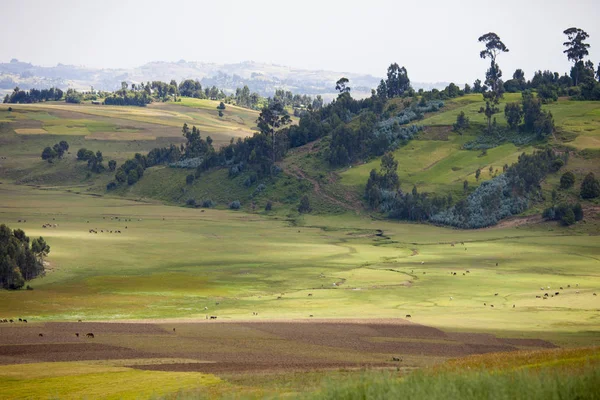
(543, 203), (583, 226)
(76, 148), (113, 173)
(365, 153), (452, 221)
(376, 63), (412, 100)
(431, 150), (567, 228)
(104, 82), (152, 106)
(3, 87), (63, 103)
(41, 141), (69, 163)
(0, 225), (48, 290)
(65, 88), (83, 104)
(503, 91), (555, 137)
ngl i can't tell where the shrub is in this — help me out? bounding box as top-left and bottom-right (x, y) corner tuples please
(265, 201), (273, 211)
(580, 172), (600, 199)
(561, 208), (576, 226)
(560, 171), (576, 189)
(186, 198), (196, 207)
(550, 158), (564, 172)
(7, 107), (12, 112)
(452, 111), (470, 133)
(298, 195), (311, 213)
(244, 174), (257, 187)
(201, 199), (216, 208)
(106, 181), (117, 191)
(229, 200), (241, 210)
(186, 174), (195, 185)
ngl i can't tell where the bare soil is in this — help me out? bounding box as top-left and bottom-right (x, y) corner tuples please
(0, 320), (556, 374)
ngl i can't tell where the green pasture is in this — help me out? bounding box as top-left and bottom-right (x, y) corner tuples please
(419, 94), (600, 150)
(0, 184), (598, 344)
(340, 134), (532, 196)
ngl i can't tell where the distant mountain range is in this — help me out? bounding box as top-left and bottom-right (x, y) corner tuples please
(0, 59), (453, 101)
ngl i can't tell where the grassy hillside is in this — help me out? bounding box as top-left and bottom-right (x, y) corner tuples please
(338, 94), (600, 210)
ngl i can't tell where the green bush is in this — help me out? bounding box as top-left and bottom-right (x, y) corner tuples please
(580, 172), (600, 199)
(560, 171), (575, 189)
(229, 200), (241, 210)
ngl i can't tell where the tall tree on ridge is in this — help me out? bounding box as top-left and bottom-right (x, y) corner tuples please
(478, 32), (509, 133)
(563, 27), (590, 86)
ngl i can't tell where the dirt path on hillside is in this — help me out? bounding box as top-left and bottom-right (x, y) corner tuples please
(282, 140), (362, 214)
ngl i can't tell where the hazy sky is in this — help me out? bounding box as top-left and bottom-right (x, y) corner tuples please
(1, 0), (599, 83)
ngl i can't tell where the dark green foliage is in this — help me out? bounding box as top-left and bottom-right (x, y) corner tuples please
(550, 158), (564, 172)
(298, 195), (311, 213)
(265, 201), (272, 211)
(365, 153), (400, 209)
(479, 32), (509, 134)
(3, 86), (63, 103)
(504, 102), (522, 130)
(41, 146), (57, 162)
(217, 102), (226, 110)
(521, 91), (555, 138)
(580, 172), (600, 199)
(335, 77), (350, 94)
(560, 171), (576, 189)
(108, 160), (117, 171)
(65, 89), (82, 104)
(106, 181), (117, 191)
(563, 27), (590, 85)
(127, 169), (139, 185)
(201, 199), (216, 208)
(186, 198), (196, 207)
(178, 79), (204, 98)
(385, 63), (411, 98)
(475, 169), (481, 181)
(537, 84), (558, 103)
(543, 203), (584, 225)
(41, 140), (69, 162)
(453, 111), (470, 133)
(229, 200), (241, 210)
(0, 225), (47, 289)
(218, 110), (224, 117)
(186, 174), (195, 185)
(463, 180), (468, 193)
(257, 101), (292, 167)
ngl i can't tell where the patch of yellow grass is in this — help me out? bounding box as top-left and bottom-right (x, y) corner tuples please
(14, 128), (48, 134)
(0, 361), (221, 400)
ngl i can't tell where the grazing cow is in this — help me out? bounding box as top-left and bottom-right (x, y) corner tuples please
(308, 293), (313, 297)
(555, 292), (559, 296)
(423, 272), (426, 275)
(210, 316), (217, 320)
(78, 319), (82, 322)
(593, 293), (597, 296)
(18, 318), (22, 322)
(450, 296), (453, 300)
(173, 328), (176, 332)
(463, 273), (465, 275)
(421, 261), (424, 265)
(277, 296), (282, 299)
(23, 319), (27, 323)
(560, 287), (563, 290)
(39, 333), (43, 337)
(466, 270), (470, 273)
(392, 357), (402, 362)
(513, 304), (515, 308)
(576, 291), (580, 294)
(496, 263), (498, 266)
(568, 285), (571, 288)
(309, 314), (314, 317)
(491, 305), (494, 308)
(494, 293), (498, 296)
(484, 303), (486, 305)
(544, 293), (548, 297)
(453, 272), (457, 276)
(405, 314), (411, 318)
(9, 320), (13, 323)
(86, 333), (94, 338)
